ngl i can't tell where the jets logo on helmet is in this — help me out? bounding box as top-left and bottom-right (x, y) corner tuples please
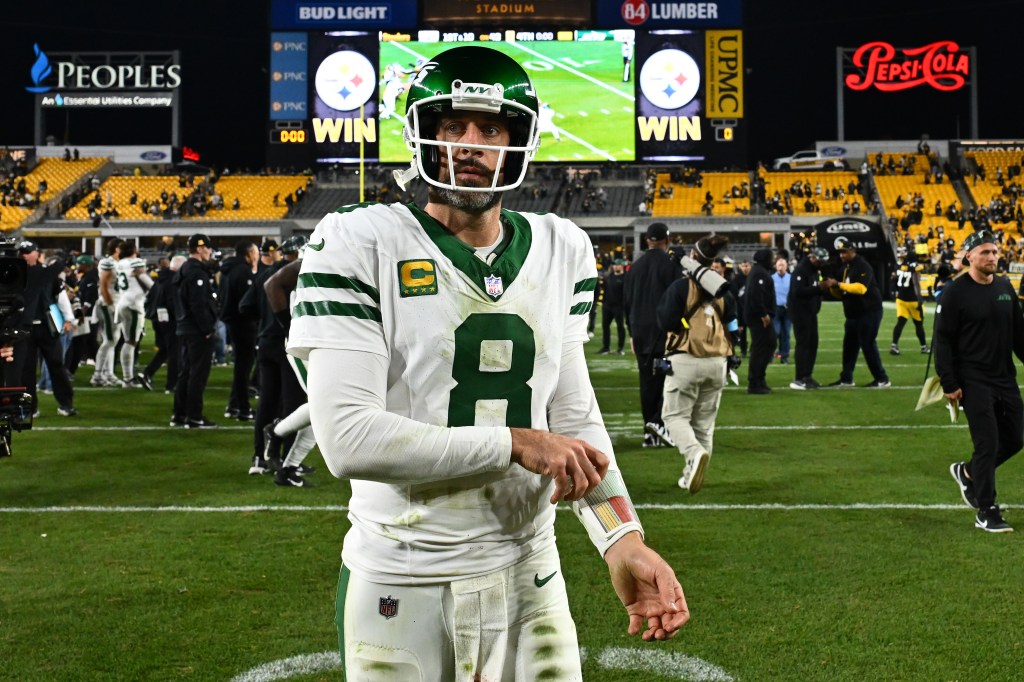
(393, 46), (540, 194)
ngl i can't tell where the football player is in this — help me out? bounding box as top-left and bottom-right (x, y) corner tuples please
(91, 237), (123, 387)
(890, 247), (929, 355)
(113, 241), (153, 388)
(288, 46), (688, 681)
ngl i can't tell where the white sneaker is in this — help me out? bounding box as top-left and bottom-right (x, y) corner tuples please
(681, 452), (710, 494)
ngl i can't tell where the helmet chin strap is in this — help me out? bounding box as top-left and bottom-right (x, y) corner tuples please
(393, 163), (419, 191)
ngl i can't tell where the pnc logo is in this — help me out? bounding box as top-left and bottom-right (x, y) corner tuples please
(26, 43), (53, 93)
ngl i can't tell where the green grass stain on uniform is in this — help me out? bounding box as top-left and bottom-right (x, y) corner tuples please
(534, 644), (556, 659)
(532, 623), (557, 636)
(536, 666), (562, 680)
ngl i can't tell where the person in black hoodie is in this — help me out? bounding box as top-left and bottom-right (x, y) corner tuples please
(172, 234), (219, 428)
(624, 222), (683, 447)
(218, 240), (259, 420)
(787, 247), (835, 390)
(140, 255), (183, 393)
(239, 235), (306, 476)
(67, 254), (98, 376)
(598, 258), (628, 355)
(730, 259), (750, 357)
(10, 241), (77, 417)
(743, 248), (776, 394)
(827, 237), (890, 388)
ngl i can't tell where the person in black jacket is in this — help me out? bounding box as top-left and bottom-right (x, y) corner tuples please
(239, 235), (306, 476)
(624, 222), (683, 447)
(936, 230), (1023, 532)
(743, 248), (776, 394)
(827, 237), (890, 388)
(172, 234), (219, 428)
(140, 255), (183, 392)
(10, 241), (77, 417)
(598, 258), (627, 355)
(218, 240), (259, 420)
(787, 247), (835, 390)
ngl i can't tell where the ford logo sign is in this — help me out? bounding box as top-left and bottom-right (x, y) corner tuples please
(826, 222), (871, 233)
(820, 146), (847, 157)
(140, 151), (167, 161)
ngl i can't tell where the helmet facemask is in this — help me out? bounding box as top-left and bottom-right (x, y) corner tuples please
(395, 77), (540, 193)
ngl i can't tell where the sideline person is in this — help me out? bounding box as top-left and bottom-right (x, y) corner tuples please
(936, 230), (1023, 532)
(288, 46), (689, 681)
(827, 237), (890, 388)
(656, 234), (737, 493)
(788, 247), (833, 390)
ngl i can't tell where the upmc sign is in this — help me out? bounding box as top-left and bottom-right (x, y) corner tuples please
(844, 40), (970, 92)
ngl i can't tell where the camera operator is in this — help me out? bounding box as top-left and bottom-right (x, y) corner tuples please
(656, 235), (737, 494)
(8, 241), (77, 417)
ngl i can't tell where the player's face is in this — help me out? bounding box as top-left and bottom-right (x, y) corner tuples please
(838, 249), (854, 263)
(431, 112), (509, 212)
(969, 244), (999, 275)
(774, 258), (788, 274)
(435, 112), (509, 188)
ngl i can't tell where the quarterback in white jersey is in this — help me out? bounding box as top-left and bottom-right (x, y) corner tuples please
(288, 46), (687, 682)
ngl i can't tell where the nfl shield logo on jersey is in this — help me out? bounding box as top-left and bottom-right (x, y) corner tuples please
(484, 274), (504, 297)
(379, 595), (399, 619)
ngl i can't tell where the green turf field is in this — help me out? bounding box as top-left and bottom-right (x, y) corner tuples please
(379, 39), (635, 164)
(2, 300), (1022, 681)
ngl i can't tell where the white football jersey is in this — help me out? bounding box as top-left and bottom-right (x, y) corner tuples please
(114, 257), (148, 311)
(98, 256), (120, 307)
(288, 202), (598, 583)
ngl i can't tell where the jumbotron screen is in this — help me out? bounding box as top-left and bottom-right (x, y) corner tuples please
(378, 30), (636, 164)
(267, 28), (746, 168)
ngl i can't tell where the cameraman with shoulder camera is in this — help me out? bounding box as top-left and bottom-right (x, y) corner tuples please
(656, 235), (738, 494)
(9, 241), (77, 417)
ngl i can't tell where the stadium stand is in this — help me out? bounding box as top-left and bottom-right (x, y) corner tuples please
(64, 174), (311, 221)
(873, 170), (966, 252)
(762, 171), (865, 215)
(1, 156), (107, 231)
(651, 171), (751, 217)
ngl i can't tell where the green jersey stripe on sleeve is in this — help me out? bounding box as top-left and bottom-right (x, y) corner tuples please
(569, 301), (593, 316)
(573, 277), (598, 294)
(292, 300), (382, 323)
(297, 272), (381, 303)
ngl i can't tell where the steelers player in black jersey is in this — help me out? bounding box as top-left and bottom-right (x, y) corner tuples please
(889, 247), (930, 355)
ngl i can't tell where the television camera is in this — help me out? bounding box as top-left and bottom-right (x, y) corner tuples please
(0, 237), (31, 458)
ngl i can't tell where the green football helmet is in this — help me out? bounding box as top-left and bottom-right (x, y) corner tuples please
(393, 46), (540, 193)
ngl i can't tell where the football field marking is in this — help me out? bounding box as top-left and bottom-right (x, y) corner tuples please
(228, 647), (734, 682)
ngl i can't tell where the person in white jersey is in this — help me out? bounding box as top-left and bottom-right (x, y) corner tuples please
(288, 46), (689, 682)
(112, 241), (153, 388)
(91, 237), (123, 387)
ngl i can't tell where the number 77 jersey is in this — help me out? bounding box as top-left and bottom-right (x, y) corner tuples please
(287, 202), (600, 580)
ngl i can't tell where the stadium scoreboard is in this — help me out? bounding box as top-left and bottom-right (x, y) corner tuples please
(266, 24), (746, 169)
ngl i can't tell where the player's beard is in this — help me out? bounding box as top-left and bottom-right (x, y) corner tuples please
(431, 159), (502, 213)
(430, 186), (501, 213)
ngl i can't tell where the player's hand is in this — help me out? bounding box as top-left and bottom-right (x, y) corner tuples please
(509, 428), (608, 504)
(945, 388), (962, 402)
(605, 531), (689, 641)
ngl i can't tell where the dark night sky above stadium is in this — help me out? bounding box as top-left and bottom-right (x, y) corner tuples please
(2, 0), (1023, 170)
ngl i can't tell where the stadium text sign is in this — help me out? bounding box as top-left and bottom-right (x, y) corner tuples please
(845, 40), (969, 92)
(26, 45), (181, 93)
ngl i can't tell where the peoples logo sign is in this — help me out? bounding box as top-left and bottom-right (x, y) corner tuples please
(26, 44), (53, 93)
(845, 40), (969, 92)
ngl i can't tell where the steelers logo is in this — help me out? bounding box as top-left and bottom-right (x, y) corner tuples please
(639, 49), (700, 110)
(315, 50), (376, 112)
